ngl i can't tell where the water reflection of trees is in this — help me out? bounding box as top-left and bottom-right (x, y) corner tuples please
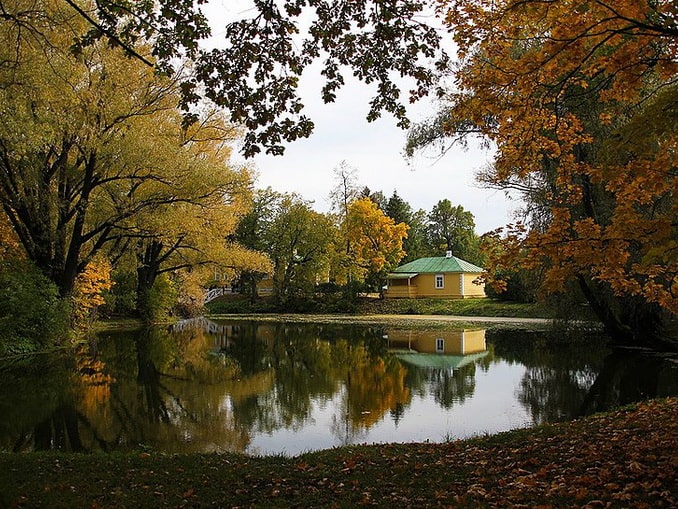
(231, 324), (339, 433)
(2, 323), (493, 453)
(403, 363), (478, 409)
(330, 354), (410, 445)
(3, 326), (265, 453)
(220, 322), (410, 441)
(580, 351), (678, 415)
(490, 330), (609, 424)
(1, 352), (105, 452)
(1, 321), (412, 453)
(101, 326), (258, 453)
(390, 329), (494, 411)
(486, 330), (678, 424)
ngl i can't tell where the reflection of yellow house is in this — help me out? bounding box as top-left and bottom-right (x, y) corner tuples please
(386, 329), (486, 355)
(384, 252), (485, 299)
(387, 329), (488, 370)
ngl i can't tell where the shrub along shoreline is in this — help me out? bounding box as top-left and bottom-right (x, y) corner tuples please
(2, 398), (676, 508)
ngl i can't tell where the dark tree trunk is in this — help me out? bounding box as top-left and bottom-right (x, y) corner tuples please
(135, 241), (163, 319)
(578, 276), (677, 352)
(135, 331), (170, 423)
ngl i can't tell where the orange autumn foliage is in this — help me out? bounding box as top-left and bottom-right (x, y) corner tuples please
(0, 212), (23, 260)
(346, 357), (410, 428)
(441, 0), (678, 314)
(73, 347), (115, 416)
(72, 257), (113, 328)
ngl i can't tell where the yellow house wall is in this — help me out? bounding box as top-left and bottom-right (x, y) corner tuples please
(463, 273), (486, 298)
(412, 273), (459, 297)
(413, 273), (483, 298)
(385, 272), (486, 299)
(383, 278), (417, 298)
(256, 277), (275, 296)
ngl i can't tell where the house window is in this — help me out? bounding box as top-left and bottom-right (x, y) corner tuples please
(435, 274), (444, 289)
(436, 338), (445, 352)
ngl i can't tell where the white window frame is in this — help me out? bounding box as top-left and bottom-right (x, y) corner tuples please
(436, 338), (445, 352)
(435, 274), (444, 289)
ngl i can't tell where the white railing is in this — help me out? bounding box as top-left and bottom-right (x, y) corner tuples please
(204, 287), (235, 304)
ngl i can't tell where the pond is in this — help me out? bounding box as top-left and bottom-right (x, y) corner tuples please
(1, 318), (677, 456)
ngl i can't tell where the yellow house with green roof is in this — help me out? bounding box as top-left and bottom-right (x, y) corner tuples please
(384, 252), (486, 299)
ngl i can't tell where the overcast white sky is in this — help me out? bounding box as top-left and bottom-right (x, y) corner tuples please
(247, 78), (517, 234)
(206, 0), (518, 235)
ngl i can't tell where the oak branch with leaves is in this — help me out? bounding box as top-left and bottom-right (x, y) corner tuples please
(35, 0), (452, 157)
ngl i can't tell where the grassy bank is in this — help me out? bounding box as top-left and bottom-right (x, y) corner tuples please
(355, 296), (549, 318)
(2, 398), (676, 508)
(207, 295), (556, 320)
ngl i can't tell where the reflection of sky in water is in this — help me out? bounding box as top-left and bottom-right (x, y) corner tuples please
(248, 361), (531, 457)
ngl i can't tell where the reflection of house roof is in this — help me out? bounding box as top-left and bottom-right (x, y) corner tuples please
(390, 256), (483, 275)
(394, 350), (488, 370)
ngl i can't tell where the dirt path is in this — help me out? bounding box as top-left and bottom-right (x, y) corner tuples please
(357, 313), (553, 324)
(218, 312), (555, 327)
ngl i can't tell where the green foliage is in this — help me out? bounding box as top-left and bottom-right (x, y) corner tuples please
(384, 193), (429, 263)
(206, 289), (362, 315)
(102, 270), (138, 317)
(137, 273), (178, 323)
(359, 297), (548, 319)
(399, 209), (429, 263)
(207, 296), (278, 314)
(426, 199), (482, 263)
(377, 193), (484, 265)
(361, 187), (388, 210)
(384, 191), (412, 225)
(0, 261), (69, 355)
(541, 284), (597, 324)
(263, 194), (336, 303)
(207, 291), (548, 319)
(485, 269), (538, 303)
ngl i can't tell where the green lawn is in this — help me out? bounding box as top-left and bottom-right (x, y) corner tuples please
(207, 295), (561, 320)
(356, 297), (550, 318)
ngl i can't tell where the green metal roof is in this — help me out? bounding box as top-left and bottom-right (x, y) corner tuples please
(395, 351), (488, 370)
(390, 256), (484, 274)
(387, 273), (418, 279)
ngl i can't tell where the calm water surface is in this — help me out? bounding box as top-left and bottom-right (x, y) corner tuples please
(1, 318), (676, 456)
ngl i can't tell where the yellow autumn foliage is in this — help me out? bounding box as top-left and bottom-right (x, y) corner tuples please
(342, 198), (409, 282)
